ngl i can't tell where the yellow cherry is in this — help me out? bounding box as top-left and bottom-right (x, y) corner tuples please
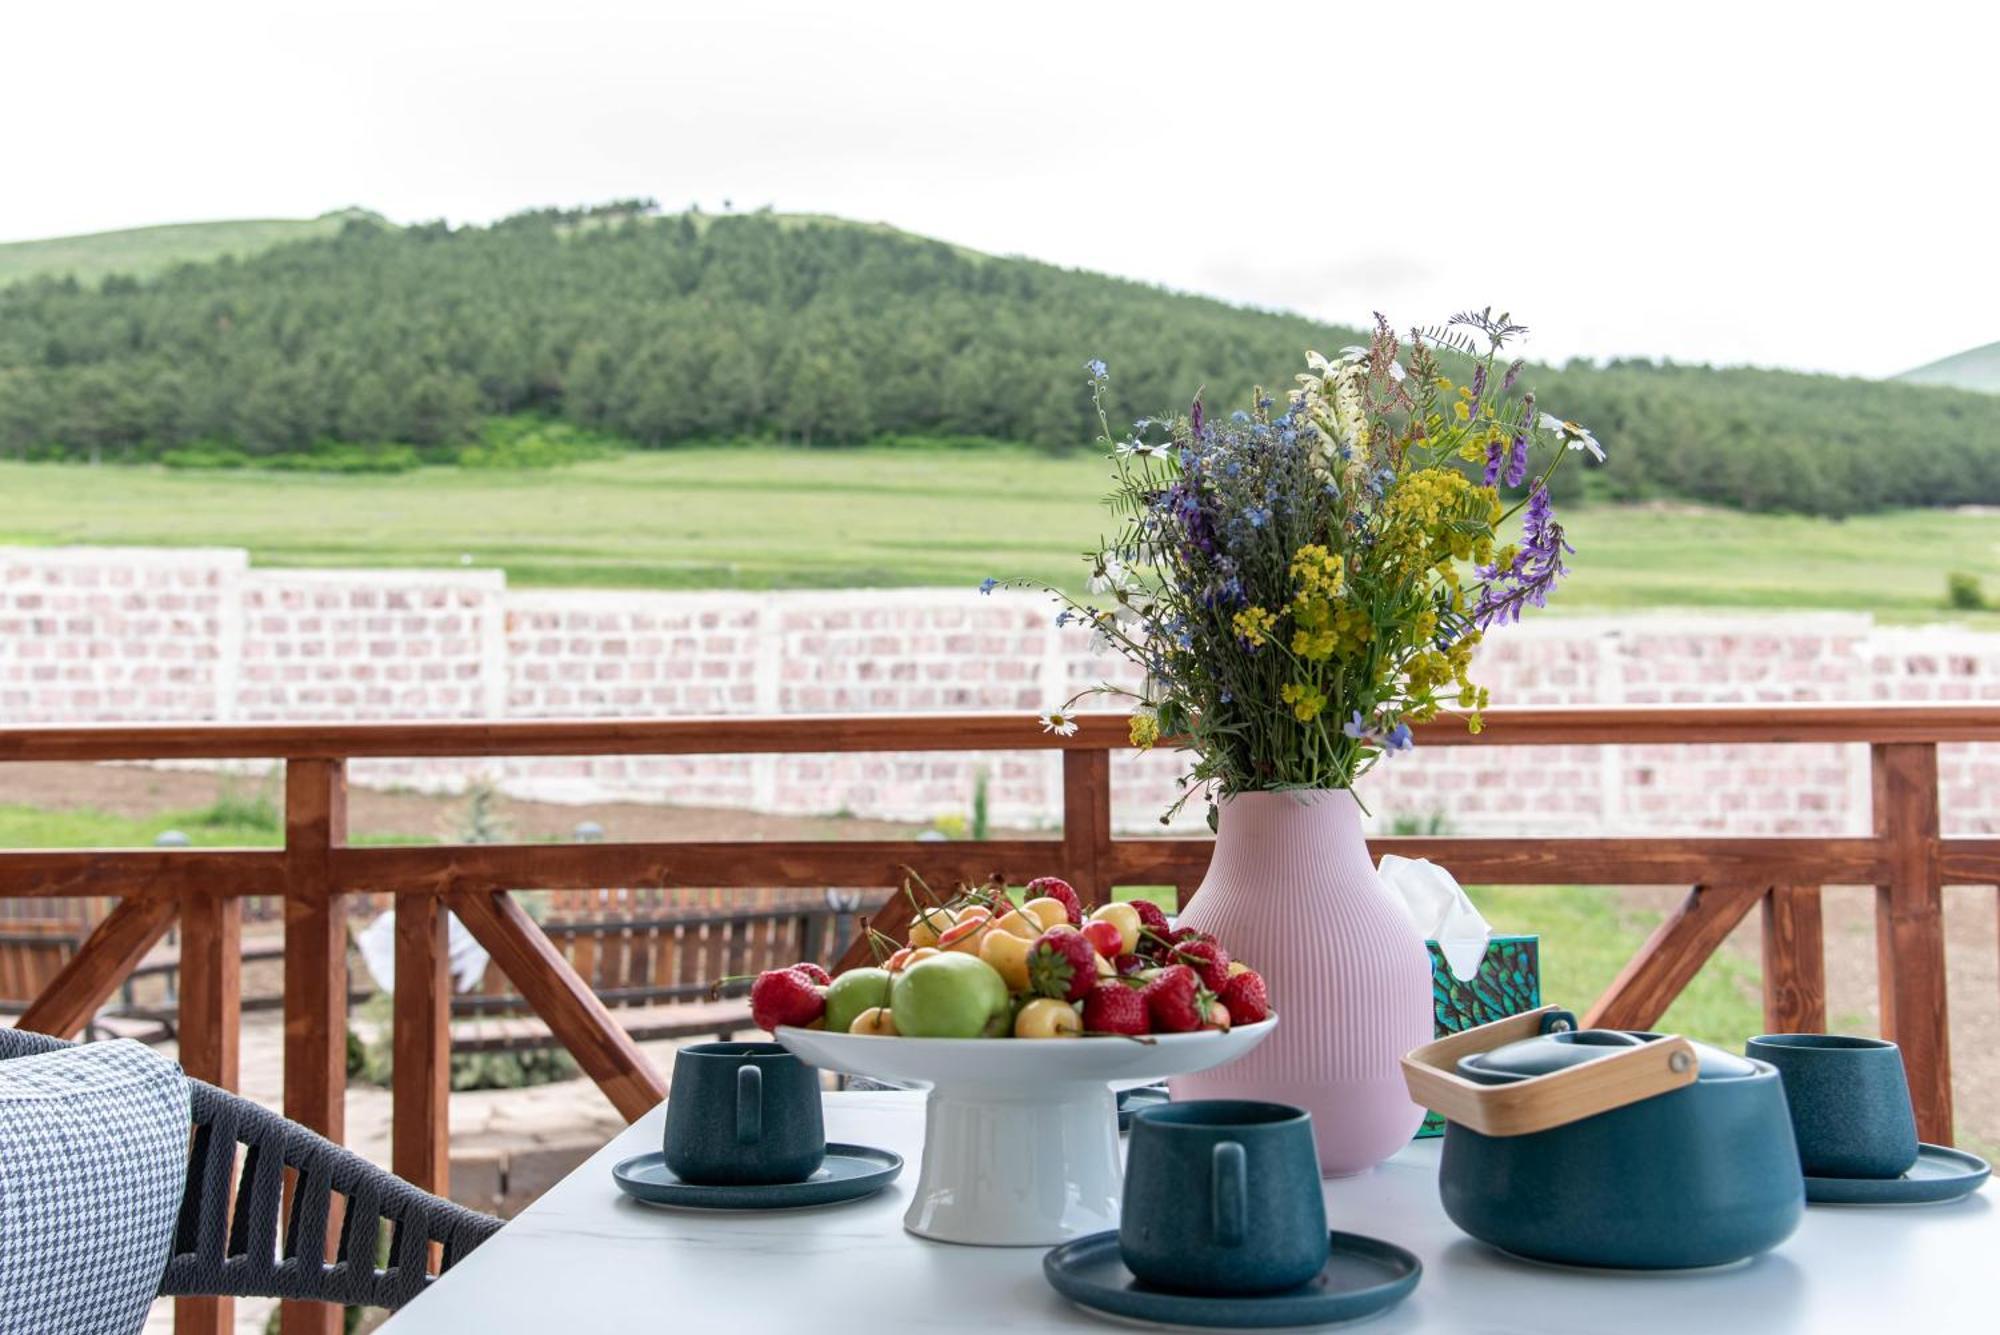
(979, 927), (1034, 991)
(907, 908), (955, 949)
(850, 1007), (899, 1036)
(1014, 997), (1083, 1039)
(994, 909), (1041, 940)
(1088, 902), (1143, 954)
(1023, 897), (1070, 930)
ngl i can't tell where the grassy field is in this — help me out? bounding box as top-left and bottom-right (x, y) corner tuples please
(0, 213), (368, 287)
(2, 447), (1996, 620)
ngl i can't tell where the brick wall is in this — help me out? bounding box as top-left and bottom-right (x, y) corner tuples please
(2, 547), (1995, 838)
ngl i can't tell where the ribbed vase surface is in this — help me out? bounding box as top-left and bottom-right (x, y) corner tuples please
(1168, 789), (1431, 1175)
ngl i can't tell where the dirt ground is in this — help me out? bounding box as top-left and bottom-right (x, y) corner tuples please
(5, 762), (1994, 1152)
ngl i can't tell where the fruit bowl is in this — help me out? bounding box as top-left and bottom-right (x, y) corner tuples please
(777, 1018), (1276, 1246)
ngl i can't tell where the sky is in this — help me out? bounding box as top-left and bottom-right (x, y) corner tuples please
(4, 1), (1993, 378)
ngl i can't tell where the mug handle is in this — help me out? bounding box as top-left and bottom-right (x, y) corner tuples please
(1212, 1141), (1246, 1248)
(736, 1064), (763, 1145)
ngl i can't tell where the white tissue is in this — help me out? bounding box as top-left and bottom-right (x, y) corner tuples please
(1378, 854), (1493, 982)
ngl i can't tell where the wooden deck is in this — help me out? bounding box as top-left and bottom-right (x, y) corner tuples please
(1, 704), (1995, 1333)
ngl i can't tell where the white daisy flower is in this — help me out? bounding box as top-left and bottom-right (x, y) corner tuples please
(1538, 411), (1605, 462)
(1038, 709), (1080, 737)
(1085, 554), (1128, 595)
(1116, 438), (1171, 460)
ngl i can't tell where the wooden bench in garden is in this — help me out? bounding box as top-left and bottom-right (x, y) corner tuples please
(449, 901), (844, 1054)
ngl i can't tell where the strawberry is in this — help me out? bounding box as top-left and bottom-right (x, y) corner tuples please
(1024, 876), (1084, 925)
(1081, 920), (1125, 958)
(1082, 981), (1151, 1035)
(1144, 964), (1206, 1033)
(1026, 928), (1097, 1002)
(1168, 926), (1214, 949)
(1172, 939), (1232, 992)
(1113, 952), (1150, 977)
(750, 966), (826, 1031)
(791, 961), (832, 986)
(1130, 899), (1170, 935)
(1219, 969), (1270, 1024)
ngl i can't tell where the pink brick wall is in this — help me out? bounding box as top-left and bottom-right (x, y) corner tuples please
(2, 548), (1995, 840)
(0, 548), (243, 721)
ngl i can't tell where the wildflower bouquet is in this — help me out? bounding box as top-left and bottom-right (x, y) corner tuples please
(995, 310), (1603, 821)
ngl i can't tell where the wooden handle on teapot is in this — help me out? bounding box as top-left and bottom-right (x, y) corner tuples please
(1401, 1005), (1700, 1138)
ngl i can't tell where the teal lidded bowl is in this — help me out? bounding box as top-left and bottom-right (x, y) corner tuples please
(1438, 1024), (1804, 1269)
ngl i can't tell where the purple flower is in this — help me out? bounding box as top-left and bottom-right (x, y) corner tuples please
(1504, 432), (1529, 488)
(1190, 398), (1205, 437)
(1343, 711), (1415, 758)
(1473, 483), (1572, 628)
(1483, 438), (1506, 487)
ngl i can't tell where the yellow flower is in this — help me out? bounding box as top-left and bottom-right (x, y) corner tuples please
(1289, 545), (1344, 596)
(1231, 605), (1278, 647)
(1280, 682), (1327, 723)
(1128, 712), (1160, 750)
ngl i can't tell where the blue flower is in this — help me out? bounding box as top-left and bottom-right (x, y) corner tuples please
(1245, 505), (1272, 528)
(1055, 609), (1074, 627)
(1086, 359), (1108, 381)
(978, 577), (998, 595)
(1342, 711), (1373, 742)
(1230, 410), (1250, 424)
(1385, 723), (1414, 753)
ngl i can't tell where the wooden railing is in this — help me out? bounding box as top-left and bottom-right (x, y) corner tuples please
(1, 704), (1996, 1333)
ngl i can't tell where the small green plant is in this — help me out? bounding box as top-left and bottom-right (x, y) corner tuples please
(971, 769), (991, 841)
(453, 778), (509, 844)
(190, 777), (280, 832)
(1947, 571), (1987, 611)
(1387, 809), (1454, 837)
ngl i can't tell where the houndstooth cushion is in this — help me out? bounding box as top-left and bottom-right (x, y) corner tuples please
(0, 1039), (190, 1335)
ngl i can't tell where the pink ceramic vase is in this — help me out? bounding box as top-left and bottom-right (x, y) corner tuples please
(1168, 788), (1431, 1175)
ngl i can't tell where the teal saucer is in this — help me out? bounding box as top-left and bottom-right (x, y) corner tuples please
(612, 1143), (902, 1210)
(1805, 1143), (1989, 1205)
(1044, 1229), (1420, 1329)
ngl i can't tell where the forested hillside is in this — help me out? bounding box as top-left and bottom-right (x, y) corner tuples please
(2, 202), (1996, 515)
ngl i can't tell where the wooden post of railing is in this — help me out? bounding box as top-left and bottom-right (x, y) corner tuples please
(394, 894), (452, 1202)
(176, 888), (241, 1335)
(1062, 748), (1112, 903)
(283, 757), (348, 1335)
(1871, 742), (1953, 1145)
(1761, 885), (1826, 1034)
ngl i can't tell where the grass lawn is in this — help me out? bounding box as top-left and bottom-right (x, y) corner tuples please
(0, 214), (358, 287)
(1, 448), (1995, 621)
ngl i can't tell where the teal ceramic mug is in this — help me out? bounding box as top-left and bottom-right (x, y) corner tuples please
(1746, 1033), (1919, 1179)
(1121, 1101), (1328, 1296)
(663, 1042), (825, 1185)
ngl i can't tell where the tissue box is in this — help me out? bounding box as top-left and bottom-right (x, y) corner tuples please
(1416, 934), (1541, 1138)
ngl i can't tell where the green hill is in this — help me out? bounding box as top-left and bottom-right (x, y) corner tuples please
(2, 201), (1998, 516)
(0, 209), (381, 288)
(1898, 341), (2000, 394)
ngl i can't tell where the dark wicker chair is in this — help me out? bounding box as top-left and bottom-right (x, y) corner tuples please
(0, 1027), (503, 1313)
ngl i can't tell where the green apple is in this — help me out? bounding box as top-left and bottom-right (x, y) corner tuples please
(824, 966), (893, 1035)
(890, 953), (1011, 1038)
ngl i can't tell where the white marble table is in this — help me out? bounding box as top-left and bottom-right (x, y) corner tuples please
(382, 1091), (1994, 1333)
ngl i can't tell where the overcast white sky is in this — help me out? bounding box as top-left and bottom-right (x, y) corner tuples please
(5, 1), (1992, 377)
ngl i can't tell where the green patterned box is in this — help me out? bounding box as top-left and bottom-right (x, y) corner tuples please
(1415, 934), (1540, 1138)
